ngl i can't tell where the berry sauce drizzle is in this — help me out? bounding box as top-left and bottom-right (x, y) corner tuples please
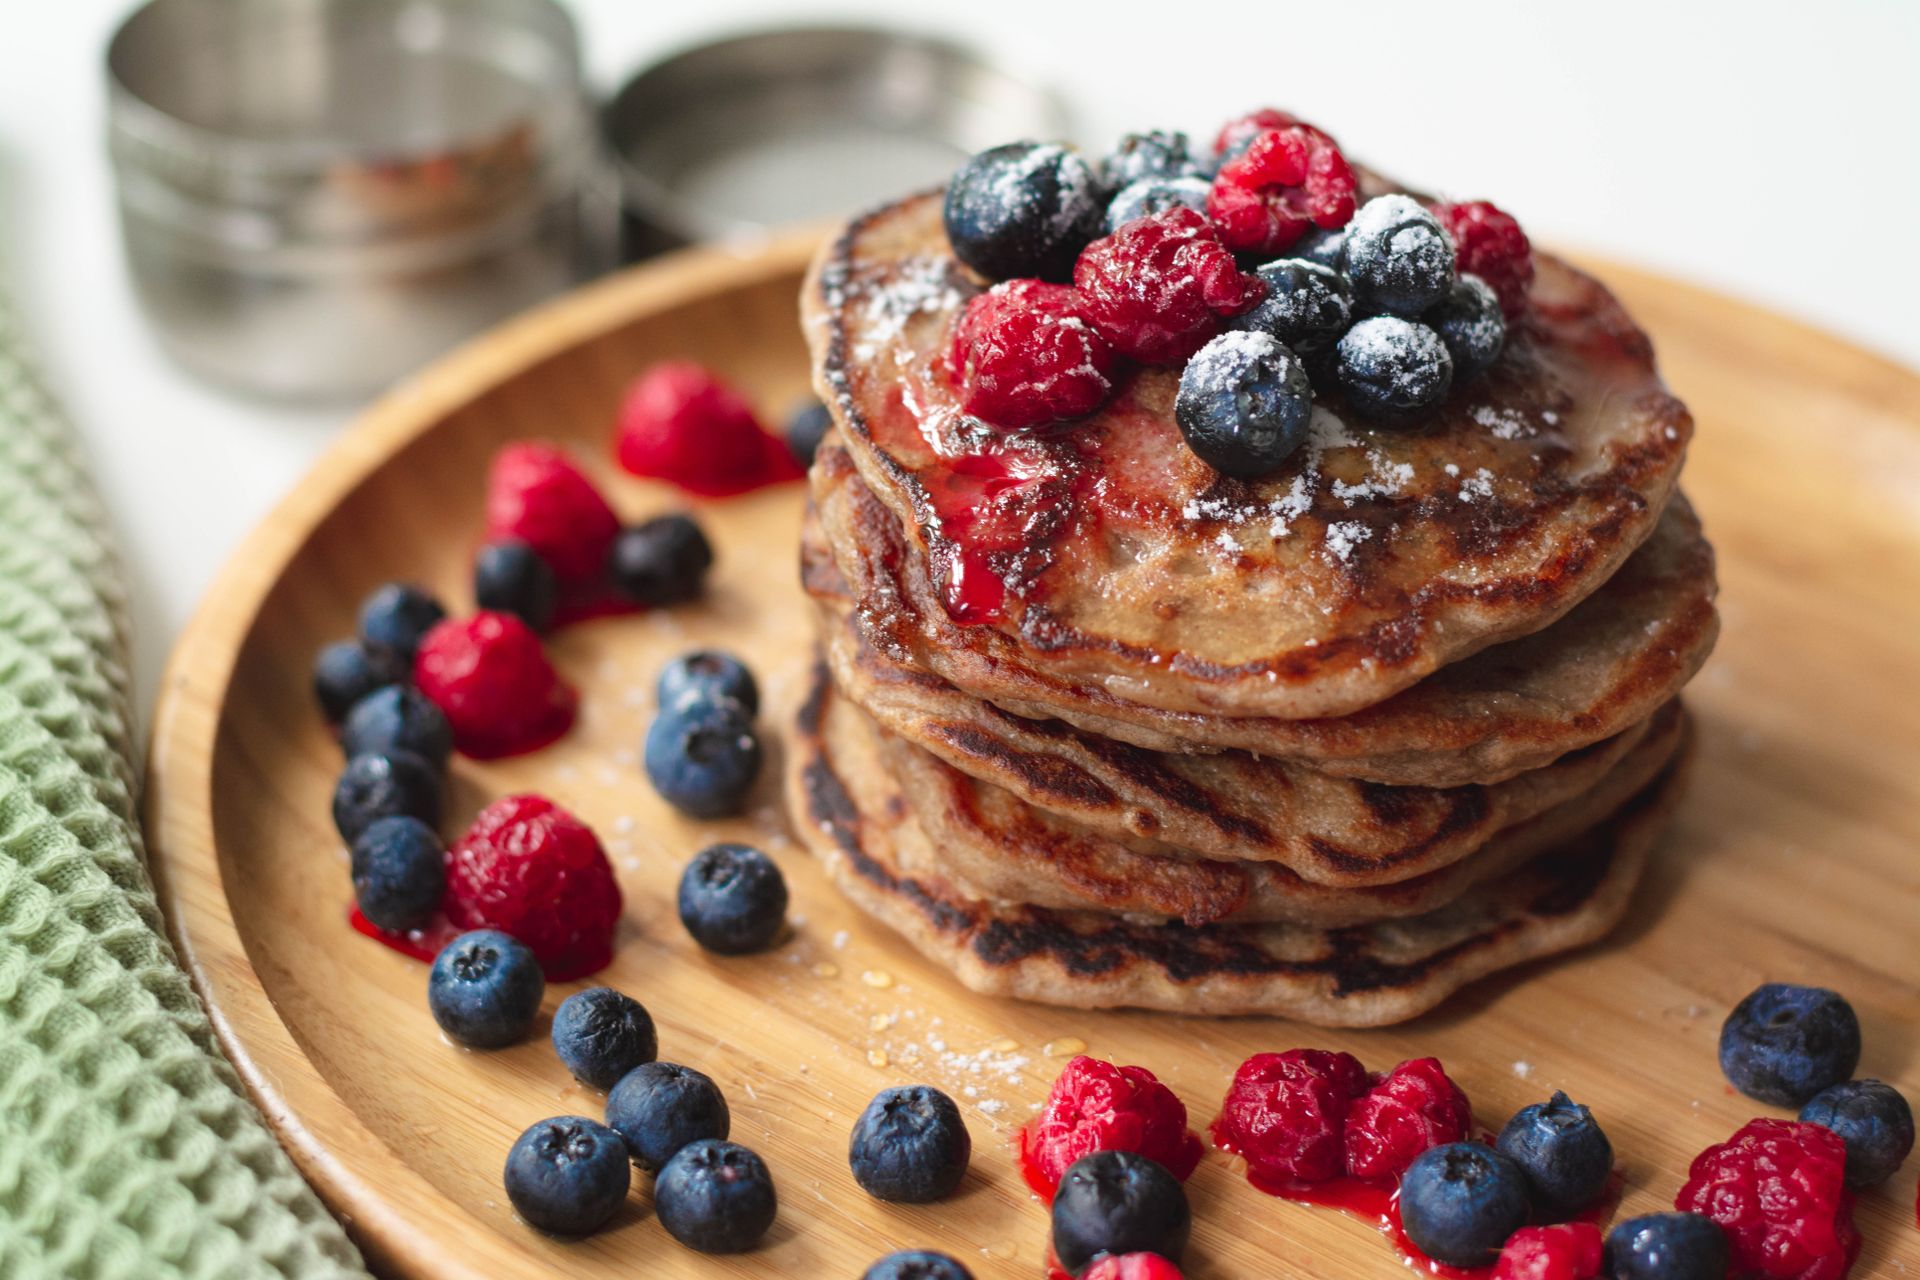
(349, 906), (459, 965)
(349, 907), (613, 981)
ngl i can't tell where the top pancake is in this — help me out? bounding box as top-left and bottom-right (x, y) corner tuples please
(808, 442), (1717, 786)
(804, 190), (1693, 722)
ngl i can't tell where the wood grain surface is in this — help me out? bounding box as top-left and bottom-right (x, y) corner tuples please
(143, 227), (1920, 1279)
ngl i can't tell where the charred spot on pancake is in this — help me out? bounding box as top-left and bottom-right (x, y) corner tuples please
(926, 721), (1121, 810)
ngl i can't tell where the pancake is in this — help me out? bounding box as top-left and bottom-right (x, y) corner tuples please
(803, 190), (1693, 723)
(819, 551), (1671, 873)
(875, 697), (1684, 922)
(785, 662), (1692, 1025)
(807, 443), (1717, 785)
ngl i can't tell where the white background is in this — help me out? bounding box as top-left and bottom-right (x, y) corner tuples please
(1, 0), (1916, 714)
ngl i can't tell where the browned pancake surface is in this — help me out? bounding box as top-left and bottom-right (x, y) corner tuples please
(877, 697), (1684, 922)
(784, 662), (1692, 1024)
(807, 445), (1717, 785)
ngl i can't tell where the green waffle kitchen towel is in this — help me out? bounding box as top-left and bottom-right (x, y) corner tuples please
(0, 291), (368, 1278)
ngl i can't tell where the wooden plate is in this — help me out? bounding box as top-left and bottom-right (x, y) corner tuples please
(145, 229), (1920, 1279)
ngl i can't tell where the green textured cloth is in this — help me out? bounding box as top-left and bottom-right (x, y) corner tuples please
(0, 291), (368, 1278)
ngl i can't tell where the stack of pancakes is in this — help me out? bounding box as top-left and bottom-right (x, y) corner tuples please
(785, 189), (1717, 1026)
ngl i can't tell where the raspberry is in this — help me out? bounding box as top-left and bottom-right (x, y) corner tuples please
(1207, 125), (1358, 257)
(1073, 208), (1266, 364)
(950, 280), (1121, 430)
(1022, 1056), (1202, 1199)
(1344, 1057), (1473, 1182)
(1493, 1223), (1604, 1280)
(1213, 1049), (1370, 1185)
(1080, 1253), (1184, 1280)
(414, 612), (577, 760)
(1211, 107), (1306, 160)
(1676, 1118), (1860, 1280)
(615, 360), (801, 497)
(1432, 199), (1535, 320)
(484, 443), (619, 587)
(444, 794), (622, 980)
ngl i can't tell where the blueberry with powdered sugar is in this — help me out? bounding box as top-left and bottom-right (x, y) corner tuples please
(1099, 130), (1206, 190)
(942, 141), (1104, 282)
(1292, 225), (1348, 271)
(1229, 259), (1354, 351)
(1425, 274), (1506, 380)
(1341, 194), (1457, 316)
(1104, 175), (1211, 233)
(1175, 331), (1313, 478)
(1334, 315), (1453, 422)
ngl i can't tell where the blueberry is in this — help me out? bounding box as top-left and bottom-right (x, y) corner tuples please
(1334, 315), (1453, 423)
(1425, 274), (1506, 381)
(644, 696), (762, 819)
(1495, 1091), (1614, 1216)
(1341, 193), (1457, 316)
(550, 987), (657, 1091)
(350, 815), (445, 932)
(848, 1085), (972, 1203)
(786, 400), (833, 467)
(943, 141), (1104, 282)
(1718, 982), (1862, 1106)
(474, 539), (557, 633)
(427, 929), (544, 1048)
(862, 1251), (975, 1280)
(610, 514), (713, 607)
(653, 1139), (777, 1254)
(503, 1115), (631, 1235)
(331, 750), (442, 843)
(340, 684), (453, 769)
(1049, 1149), (1190, 1275)
(357, 582), (446, 667)
(1603, 1212), (1730, 1280)
(605, 1061), (730, 1171)
(1397, 1143), (1531, 1268)
(1175, 331), (1312, 479)
(1292, 225), (1347, 271)
(313, 640), (404, 723)
(1229, 258), (1354, 351)
(1104, 176), (1212, 234)
(1100, 130), (1205, 190)
(1799, 1079), (1914, 1188)
(678, 843), (788, 955)
(658, 650), (759, 717)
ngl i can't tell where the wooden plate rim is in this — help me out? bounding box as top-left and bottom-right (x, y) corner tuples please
(139, 239), (1920, 1277)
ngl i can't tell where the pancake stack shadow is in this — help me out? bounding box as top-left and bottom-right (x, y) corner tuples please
(784, 193), (1719, 1026)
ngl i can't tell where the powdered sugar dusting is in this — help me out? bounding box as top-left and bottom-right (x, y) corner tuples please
(851, 255), (963, 365)
(1323, 520), (1372, 562)
(1457, 467), (1495, 502)
(1471, 403), (1537, 440)
(1267, 474), (1312, 537)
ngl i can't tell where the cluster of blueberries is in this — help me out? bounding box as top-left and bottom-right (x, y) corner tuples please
(1388, 981), (1911, 1278)
(944, 130), (1507, 479)
(1719, 982), (1912, 1189)
(1175, 189), (1503, 478)
(314, 582), (457, 933)
(443, 945), (980, 1270)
